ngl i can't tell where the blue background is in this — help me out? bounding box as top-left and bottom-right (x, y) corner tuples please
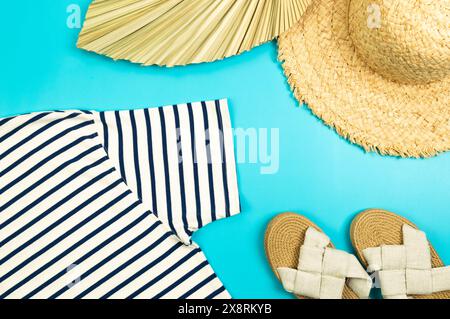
(1, 1), (449, 298)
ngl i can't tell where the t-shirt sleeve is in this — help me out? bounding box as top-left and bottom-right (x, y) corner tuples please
(93, 99), (240, 244)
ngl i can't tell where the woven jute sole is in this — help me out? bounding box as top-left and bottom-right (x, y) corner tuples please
(264, 212), (359, 299)
(350, 209), (450, 299)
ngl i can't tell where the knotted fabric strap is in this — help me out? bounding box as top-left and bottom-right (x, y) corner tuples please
(363, 225), (450, 299)
(277, 227), (372, 299)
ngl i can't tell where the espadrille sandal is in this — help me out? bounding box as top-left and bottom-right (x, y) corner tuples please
(351, 209), (450, 299)
(264, 213), (372, 299)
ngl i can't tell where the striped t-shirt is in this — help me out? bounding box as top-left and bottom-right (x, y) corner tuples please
(0, 99), (240, 299)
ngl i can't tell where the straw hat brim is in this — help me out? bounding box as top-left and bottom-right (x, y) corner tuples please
(278, 0), (450, 158)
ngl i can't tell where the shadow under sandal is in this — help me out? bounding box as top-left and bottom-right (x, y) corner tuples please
(351, 209), (450, 299)
(264, 213), (372, 299)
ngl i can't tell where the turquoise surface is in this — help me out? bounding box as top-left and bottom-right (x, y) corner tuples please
(1, 1), (449, 299)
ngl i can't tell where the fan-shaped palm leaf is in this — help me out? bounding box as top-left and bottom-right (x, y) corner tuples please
(77, 0), (312, 66)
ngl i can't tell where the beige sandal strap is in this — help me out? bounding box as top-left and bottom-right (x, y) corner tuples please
(277, 227), (372, 299)
(363, 224), (450, 299)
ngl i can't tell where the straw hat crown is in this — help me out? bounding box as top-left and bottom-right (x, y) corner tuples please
(348, 0), (450, 84)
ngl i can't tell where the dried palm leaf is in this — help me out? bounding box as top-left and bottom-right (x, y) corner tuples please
(77, 0), (313, 66)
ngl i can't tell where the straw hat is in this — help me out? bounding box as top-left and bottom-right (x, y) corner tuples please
(279, 0), (450, 157)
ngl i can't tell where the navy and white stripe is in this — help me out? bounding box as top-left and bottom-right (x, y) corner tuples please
(93, 99), (240, 244)
(0, 109), (231, 299)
